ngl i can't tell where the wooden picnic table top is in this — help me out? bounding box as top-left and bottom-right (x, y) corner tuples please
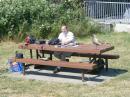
(18, 43), (114, 54)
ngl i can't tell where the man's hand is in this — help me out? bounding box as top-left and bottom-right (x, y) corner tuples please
(61, 41), (67, 45)
(61, 40), (70, 45)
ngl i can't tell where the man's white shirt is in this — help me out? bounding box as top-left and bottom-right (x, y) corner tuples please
(58, 31), (75, 44)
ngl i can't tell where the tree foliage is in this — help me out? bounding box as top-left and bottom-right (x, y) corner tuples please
(0, 0), (101, 41)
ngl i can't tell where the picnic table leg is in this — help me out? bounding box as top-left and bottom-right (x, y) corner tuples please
(40, 50), (44, 58)
(22, 63), (26, 75)
(30, 49), (33, 58)
(89, 57), (91, 62)
(36, 50), (39, 59)
(36, 50), (42, 58)
(49, 53), (53, 60)
(82, 70), (86, 82)
(105, 58), (108, 71)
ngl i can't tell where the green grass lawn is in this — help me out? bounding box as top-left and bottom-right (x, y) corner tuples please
(0, 33), (130, 97)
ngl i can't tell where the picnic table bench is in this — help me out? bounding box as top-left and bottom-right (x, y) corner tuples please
(15, 43), (119, 81)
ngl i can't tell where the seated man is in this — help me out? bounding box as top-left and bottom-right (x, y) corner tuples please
(53, 25), (76, 73)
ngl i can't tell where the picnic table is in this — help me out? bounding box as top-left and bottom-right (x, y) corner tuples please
(15, 43), (119, 81)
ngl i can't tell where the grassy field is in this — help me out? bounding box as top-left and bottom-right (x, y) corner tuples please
(0, 32), (130, 97)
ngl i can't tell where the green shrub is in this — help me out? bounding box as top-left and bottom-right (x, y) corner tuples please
(0, 0), (102, 41)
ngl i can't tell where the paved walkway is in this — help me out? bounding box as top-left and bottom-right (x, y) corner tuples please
(8, 67), (122, 86)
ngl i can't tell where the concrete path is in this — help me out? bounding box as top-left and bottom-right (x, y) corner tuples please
(8, 67), (123, 86)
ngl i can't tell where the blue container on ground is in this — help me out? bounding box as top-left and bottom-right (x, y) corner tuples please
(10, 62), (23, 73)
(9, 62), (23, 73)
(8, 52), (24, 73)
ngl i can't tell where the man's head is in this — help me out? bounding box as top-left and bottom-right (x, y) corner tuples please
(92, 34), (96, 38)
(61, 25), (68, 33)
